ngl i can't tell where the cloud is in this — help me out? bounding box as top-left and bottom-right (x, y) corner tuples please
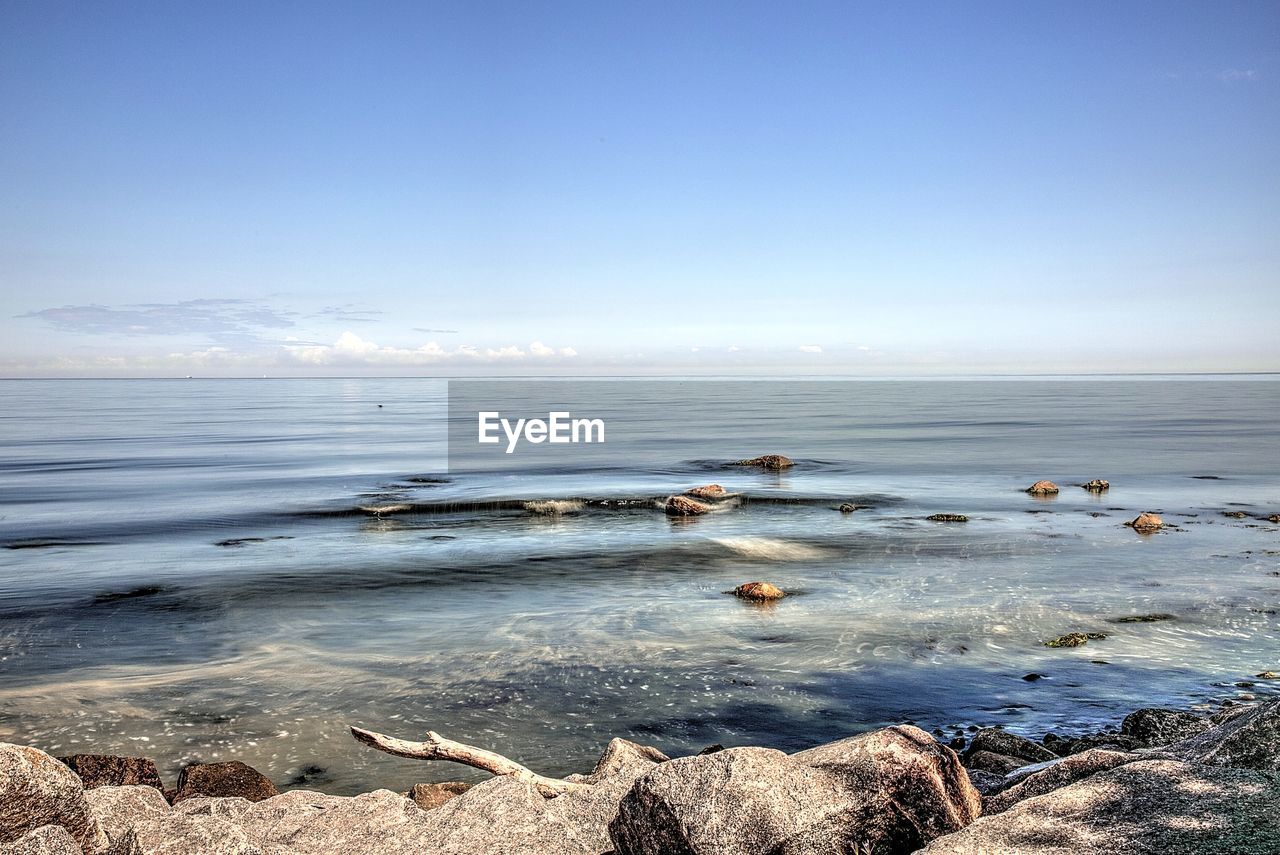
(312, 305), (384, 323)
(1217, 69), (1259, 82)
(20, 299), (297, 339)
(727, 345), (741, 352)
(412, 327), (460, 334)
(283, 332), (578, 366)
(798, 345), (823, 353)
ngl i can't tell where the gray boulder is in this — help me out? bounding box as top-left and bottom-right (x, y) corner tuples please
(233, 789), (427, 855)
(83, 786), (169, 849)
(109, 814), (261, 855)
(917, 759), (1280, 854)
(1119, 708), (1211, 748)
(0, 743), (102, 853)
(610, 725), (979, 855)
(172, 797), (254, 820)
(964, 728), (1056, 764)
(0, 825), (81, 855)
(1165, 697), (1280, 771)
(983, 749), (1136, 813)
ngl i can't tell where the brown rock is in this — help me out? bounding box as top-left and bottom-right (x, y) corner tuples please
(731, 582), (785, 601)
(1081, 479), (1110, 492)
(1126, 512), (1164, 531)
(664, 495), (710, 517)
(731, 454), (794, 470)
(1025, 480), (1059, 495)
(837, 503), (858, 513)
(0, 824), (81, 854)
(684, 484), (726, 500)
(1256, 670), (1279, 679)
(1043, 631), (1107, 648)
(57, 755), (162, 792)
(1269, 514), (1280, 523)
(983, 749), (1136, 813)
(926, 513), (969, 522)
(1222, 510), (1248, 518)
(407, 782), (470, 811)
(0, 743), (101, 853)
(171, 762), (278, 805)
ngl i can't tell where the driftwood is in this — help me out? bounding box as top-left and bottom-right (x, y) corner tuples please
(349, 725), (582, 797)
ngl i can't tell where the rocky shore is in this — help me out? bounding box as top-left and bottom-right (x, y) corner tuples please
(3, 696), (1277, 854)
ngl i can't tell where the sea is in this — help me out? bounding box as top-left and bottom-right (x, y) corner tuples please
(0, 377), (1277, 794)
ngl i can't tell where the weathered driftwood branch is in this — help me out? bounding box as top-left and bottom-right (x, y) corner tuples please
(349, 725), (582, 797)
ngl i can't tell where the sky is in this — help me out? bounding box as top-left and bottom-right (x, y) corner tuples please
(1, 1), (1277, 377)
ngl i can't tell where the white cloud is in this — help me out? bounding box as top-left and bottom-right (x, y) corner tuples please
(727, 345), (740, 352)
(279, 332), (578, 366)
(798, 345), (823, 353)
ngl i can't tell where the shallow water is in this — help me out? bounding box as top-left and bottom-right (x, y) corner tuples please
(0, 377), (1277, 794)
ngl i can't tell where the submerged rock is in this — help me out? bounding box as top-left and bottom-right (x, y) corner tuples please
(1269, 514), (1280, 523)
(1043, 631), (1107, 648)
(1125, 512), (1164, 532)
(731, 582), (786, 601)
(57, 755), (163, 792)
(837, 503), (857, 513)
(1109, 613), (1176, 623)
(1119, 708), (1211, 748)
(611, 725), (978, 855)
(926, 513), (968, 522)
(407, 782), (470, 811)
(1025, 480), (1059, 495)
(917, 760), (1280, 854)
(730, 455), (794, 470)
(685, 485), (727, 500)
(1256, 670), (1279, 680)
(1081, 479), (1110, 492)
(664, 495), (711, 517)
(172, 762), (278, 805)
(0, 743), (101, 853)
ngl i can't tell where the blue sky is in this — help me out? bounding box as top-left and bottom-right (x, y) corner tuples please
(1, 1), (1277, 376)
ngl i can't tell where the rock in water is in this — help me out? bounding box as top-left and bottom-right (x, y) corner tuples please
(1119, 708), (1211, 748)
(731, 582), (786, 601)
(964, 729), (1056, 764)
(1025, 480), (1059, 495)
(1043, 631), (1107, 648)
(916, 760), (1280, 854)
(685, 485), (727, 500)
(407, 782), (470, 811)
(172, 762), (278, 804)
(665, 496), (711, 517)
(610, 726), (979, 855)
(0, 824), (81, 854)
(837, 503), (857, 513)
(1081, 479), (1110, 492)
(926, 513), (968, 522)
(1166, 698), (1280, 771)
(0, 743), (101, 853)
(84, 785), (170, 849)
(1126, 512), (1164, 532)
(731, 455), (794, 470)
(57, 755), (163, 791)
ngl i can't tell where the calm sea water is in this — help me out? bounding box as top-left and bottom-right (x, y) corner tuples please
(1, 377), (1277, 794)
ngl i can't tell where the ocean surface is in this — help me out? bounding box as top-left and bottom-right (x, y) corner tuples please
(1, 377), (1278, 795)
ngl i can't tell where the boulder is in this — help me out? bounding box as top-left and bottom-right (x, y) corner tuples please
(916, 760), (1280, 854)
(56, 757), (163, 792)
(964, 729), (1056, 764)
(685, 485), (727, 500)
(837, 503), (857, 513)
(1256, 670), (1279, 680)
(1043, 631), (1107, 648)
(171, 798), (252, 820)
(232, 790), (426, 855)
(1126, 512), (1164, 532)
(407, 782), (470, 811)
(926, 513), (968, 522)
(963, 750), (1025, 776)
(965, 770), (1006, 796)
(732, 455), (794, 470)
(1166, 697), (1280, 771)
(0, 743), (101, 853)
(731, 582), (785, 601)
(1119, 708), (1211, 748)
(0, 825), (81, 855)
(84, 786), (169, 849)
(665, 496), (710, 517)
(1025, 480), (1059, 495)
(171, 762), (278, 804)
(610, 726), (978, 855)
(1081, 479), (1109, 492)
(111, 814), (261, 854)
(983, 749), (1136, 813)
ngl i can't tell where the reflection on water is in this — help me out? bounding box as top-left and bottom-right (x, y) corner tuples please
(0, 378), (1277, 793)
